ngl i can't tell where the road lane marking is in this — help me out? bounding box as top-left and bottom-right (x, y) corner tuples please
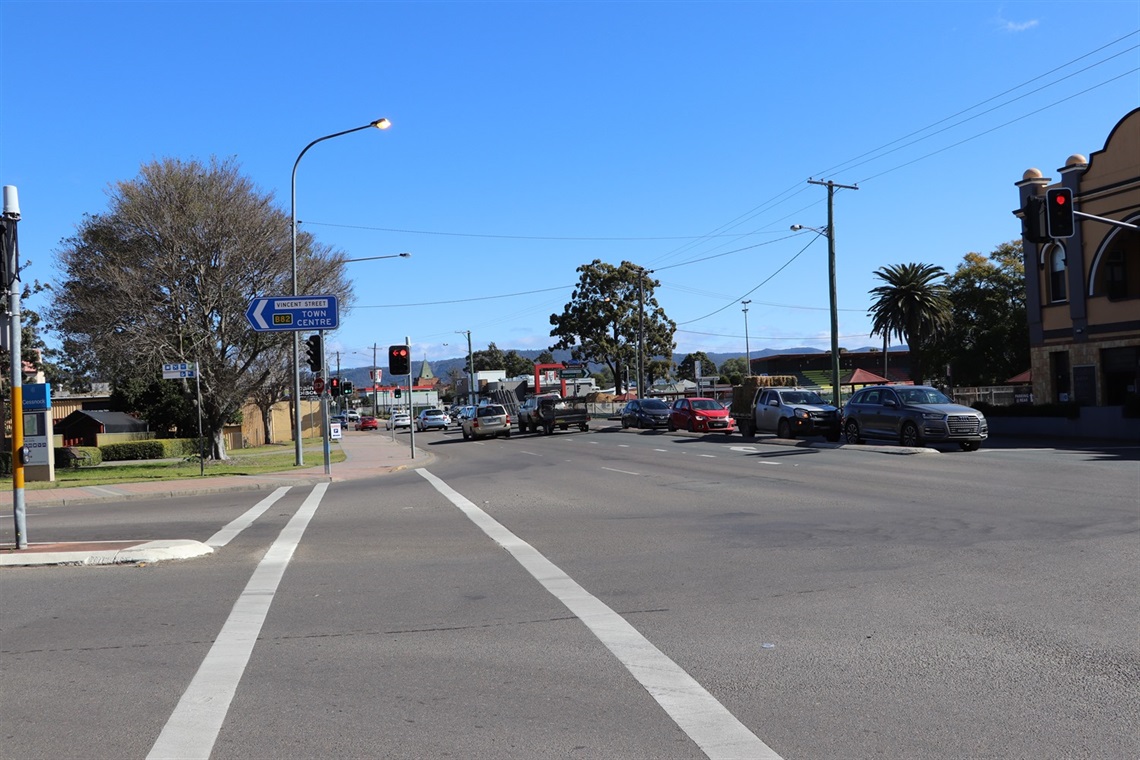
(602, 467), (640, 476)
(653, 448), (668, 452)
(206, 487), (291, 548)
(417, 469), (781, 760)
(148, 483), (329, 760)
(699, 454), (716, 458)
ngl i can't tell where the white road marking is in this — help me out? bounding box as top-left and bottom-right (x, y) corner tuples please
(653, 448), (668, 452)
(730, 446), (758, 453)
(417, 469), (781, 760)
(519, 450), (541, 457)
(758, 461), (780, 466)
(618, 444), (630, 448)
(699, 454), (716, 458)
(148, 483), (329, 760)
(602, 467), (640, 476)
(206, 487), (290, 548)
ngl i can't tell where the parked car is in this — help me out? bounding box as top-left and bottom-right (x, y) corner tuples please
(356, 415), (379, 431)
(518, 393), (590, 434)
(668, 397), (735, 433)
(461, 404), (512, 440)
(620, 399), (672, 429)
(416, 408), (451, 432)
(386, 412), (411, 430)
(731, 386), (841, 441)
(842, 385), (988, 451)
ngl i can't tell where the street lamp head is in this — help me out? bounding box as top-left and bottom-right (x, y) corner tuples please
(790, 224), (803, 231)
(371, 118), (392, 130)
(398, 252), (411, 257)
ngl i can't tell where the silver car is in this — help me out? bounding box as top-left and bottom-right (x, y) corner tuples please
(461, 404), (511, 440)
(416, 408), (451, 432)
(842, 385), (988, 451)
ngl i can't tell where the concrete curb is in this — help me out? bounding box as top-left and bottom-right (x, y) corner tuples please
(0, 539), (213, 567)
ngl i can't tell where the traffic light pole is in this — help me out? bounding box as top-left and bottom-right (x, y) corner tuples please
(320, 330), (331, 475)
(407, 335), (415, 460)
(3, 186), (27, 549)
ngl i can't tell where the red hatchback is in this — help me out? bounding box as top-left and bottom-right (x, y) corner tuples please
(668, 397), (735, 433)
(356, 416), (379, 431)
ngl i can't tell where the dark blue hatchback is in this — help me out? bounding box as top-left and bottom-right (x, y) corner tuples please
(620, 399), (672, 429)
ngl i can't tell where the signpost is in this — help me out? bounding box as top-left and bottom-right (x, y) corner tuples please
(161, 362), (204, 476)
(244, 295), (339, 332)
(313, 376), (325, 395)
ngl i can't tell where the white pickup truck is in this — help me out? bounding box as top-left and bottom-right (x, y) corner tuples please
(731, 387), (842, 441)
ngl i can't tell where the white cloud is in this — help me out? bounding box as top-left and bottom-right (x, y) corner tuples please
(994, 10), (1039, 33)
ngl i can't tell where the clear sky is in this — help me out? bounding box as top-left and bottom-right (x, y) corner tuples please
(2, 1), (1137, 371)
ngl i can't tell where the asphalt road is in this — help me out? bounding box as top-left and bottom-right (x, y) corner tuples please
(2, 426), (1137, 759)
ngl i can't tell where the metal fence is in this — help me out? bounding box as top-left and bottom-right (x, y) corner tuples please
(951, 386), (1025, 407)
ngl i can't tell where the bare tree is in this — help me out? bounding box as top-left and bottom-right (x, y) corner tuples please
(50, 156), (354, 459)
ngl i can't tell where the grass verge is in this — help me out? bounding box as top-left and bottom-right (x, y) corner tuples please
(1, 443), (345, 490)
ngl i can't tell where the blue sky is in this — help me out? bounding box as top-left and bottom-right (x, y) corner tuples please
(2, 1), (1137, 371)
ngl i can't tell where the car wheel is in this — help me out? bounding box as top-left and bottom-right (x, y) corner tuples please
(959, 441), (980, 452)
(777, 418), (793, 439)
(462, 429), (470, 440)
(504, 430), (511, 438)
(668, 420), (676, 432)
(844, 420), (863, 445)
(900, 422), (921, 448)
(621, 418), (629, 429)
(580, 423), (588, 432)
(688, 418), (696, 433)
(742, 420), (755, 439)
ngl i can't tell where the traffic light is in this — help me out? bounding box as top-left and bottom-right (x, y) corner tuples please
(341, 380), (353, 396)
(388, 344), (410, 376)
(394, 387), (402, 398)
(1045, 187), (1075, 239)
(329, 376), (341, 398)
(1021, 195), (1048, 245)
(305, 334), (323, 373)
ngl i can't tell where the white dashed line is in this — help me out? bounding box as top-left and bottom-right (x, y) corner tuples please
(602, 467), (640, 476)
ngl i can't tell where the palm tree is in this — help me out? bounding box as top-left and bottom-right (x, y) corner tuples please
(868, 263), (952, 384)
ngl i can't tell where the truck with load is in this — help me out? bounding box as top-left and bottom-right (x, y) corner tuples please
(730, 376), (842, 441)
(517, 393), (591, 435)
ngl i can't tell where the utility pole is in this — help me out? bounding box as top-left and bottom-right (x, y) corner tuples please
(637, 268), (645, 399)
(742, 300), (751, 377)
(808, 179), (859, 407)
(457, 330), (474, 405)
(3, 186), (26, 549)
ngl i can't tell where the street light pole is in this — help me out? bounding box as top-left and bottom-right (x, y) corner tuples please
(290, 117), (391, 467)
(741, 300), (751, 377)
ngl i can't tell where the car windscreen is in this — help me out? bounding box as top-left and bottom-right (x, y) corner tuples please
(783, 391), (826, 405)
(898, 388), (952, 405)
(477, 406), (505, 417)
(642, 400), (669, 410)
(690, 399), (721, 410)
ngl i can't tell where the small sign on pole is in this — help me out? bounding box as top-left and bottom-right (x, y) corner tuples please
(162, 362), (197, 379)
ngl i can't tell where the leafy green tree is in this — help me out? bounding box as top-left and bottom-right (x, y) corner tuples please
(49, 156), (354, 460)
(503, 350), (534, 379)
(469, 342), (506, 373)
(677, 351), (716, 382)
(549, 260), (675, 394)
(719, 357), (748, 385)
(927, 242), (1028, 387)
(647, 358), (673, 384)
(867, 262), (952, 384)
(534, 350), (555, 365)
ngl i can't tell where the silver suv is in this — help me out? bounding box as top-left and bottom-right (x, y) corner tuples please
(842, 385), (988, 451)
(461, 404), (511, 440)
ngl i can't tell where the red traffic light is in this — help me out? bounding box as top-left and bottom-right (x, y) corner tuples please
(1045, 187), (1075, 239)
(1052, 193), (1067, 206)
(388, 344), (411, 375)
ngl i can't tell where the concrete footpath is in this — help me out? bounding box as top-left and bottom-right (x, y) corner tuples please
(0, 432), (430, 567)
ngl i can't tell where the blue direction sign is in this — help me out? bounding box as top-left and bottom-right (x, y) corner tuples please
(245, 295), (339, 332)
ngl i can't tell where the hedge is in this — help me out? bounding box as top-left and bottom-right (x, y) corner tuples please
(100, 438), (201, 461)
(972, 401), (1081, 419)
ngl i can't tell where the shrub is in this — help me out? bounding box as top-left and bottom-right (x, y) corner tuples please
(973, 401), (1081, 419)
(55, 446), (103, 469)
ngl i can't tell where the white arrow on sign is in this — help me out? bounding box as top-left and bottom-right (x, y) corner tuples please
(249, 299), (270, 329)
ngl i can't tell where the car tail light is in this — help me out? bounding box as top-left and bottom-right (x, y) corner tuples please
(506, 415), (511, 424)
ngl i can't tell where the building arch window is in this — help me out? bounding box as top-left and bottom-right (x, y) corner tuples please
(1048, 244), (1067, 303)
(1088, 220), (1139, 301)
